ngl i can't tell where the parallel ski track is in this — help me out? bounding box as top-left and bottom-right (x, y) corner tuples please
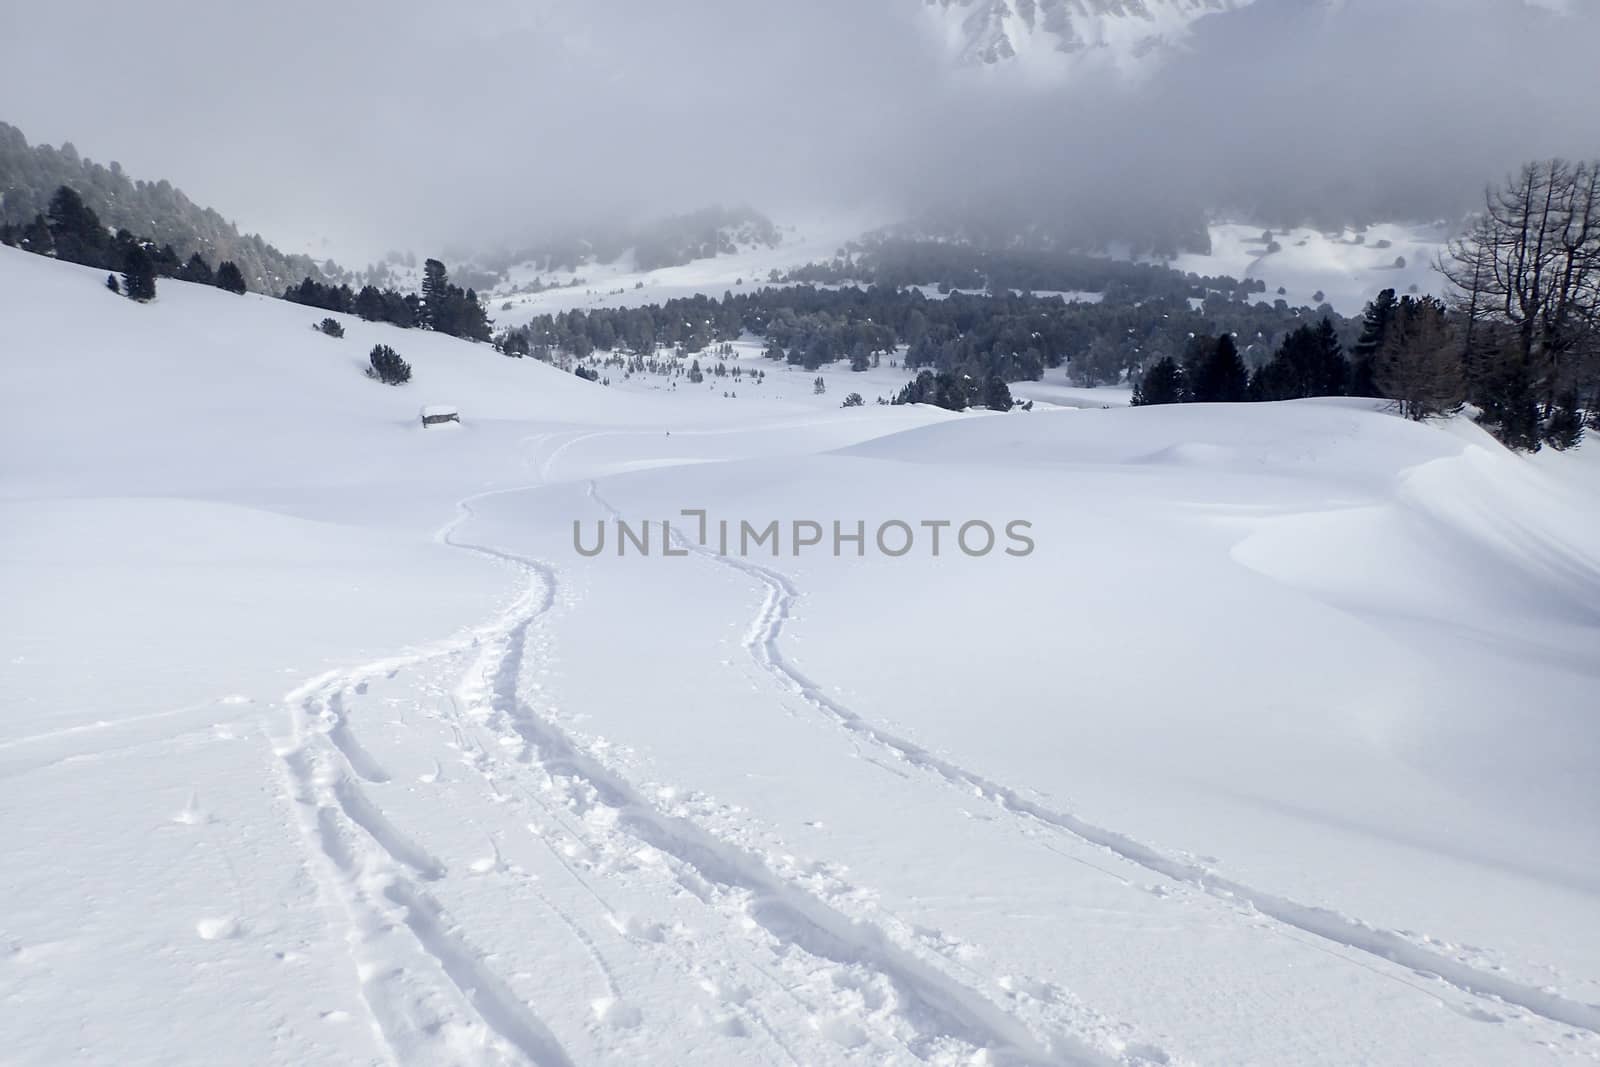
(442, 491), (1117, 1067)
(274, 479), (1119, 1066)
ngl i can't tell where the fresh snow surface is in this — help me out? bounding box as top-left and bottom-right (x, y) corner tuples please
(3, 243), (1598, 1067)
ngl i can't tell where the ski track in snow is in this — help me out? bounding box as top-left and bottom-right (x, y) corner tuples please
(271, 488), (584, 1067)
(268, 478), (1135, 1066)
(262, 431), (1594, 1067)
(440, 494), (1124, 1066)
(583, 481), (1600, 1041)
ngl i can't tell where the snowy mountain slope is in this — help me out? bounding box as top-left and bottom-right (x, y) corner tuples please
(4, 244), (1600, 1066)
(925, 0), (1253, 73)
(488, 217), (878, 325)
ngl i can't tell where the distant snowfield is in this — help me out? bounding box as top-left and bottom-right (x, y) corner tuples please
(484, 216), (1449, 327)
(3, 244), (1598, 1067)
(489, 217), (876, 326)
(1170, 221), (1452, 315)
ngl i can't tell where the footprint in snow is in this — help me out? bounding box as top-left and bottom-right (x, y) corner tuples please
(607, 913), (666, 943)
(815, 1016), (868, 1049)
(697, 1009), (748, 1038)
(1121, 1041), (1171, 1065)
(999, 975), (1061, 1003)
(196, 916), (241, 941)
(172, 792), (210, 826)
(591, 997), (643, 1029)
(469, 839), (502, 874)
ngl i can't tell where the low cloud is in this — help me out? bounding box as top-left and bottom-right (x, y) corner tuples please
(3, 0), (1595, 258)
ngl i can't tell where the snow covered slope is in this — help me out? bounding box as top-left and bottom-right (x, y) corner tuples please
(1168, 220), (1452, 315)
(488, 217), (876, 326)
(4, 243), (1599, 1066)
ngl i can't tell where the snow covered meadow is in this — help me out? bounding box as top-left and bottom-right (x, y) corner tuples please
(3, 243), (1599, 1066)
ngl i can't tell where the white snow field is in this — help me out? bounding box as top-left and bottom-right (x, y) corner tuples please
(3, 243), (1598, 1067)
(1168, 221), (1452, 316)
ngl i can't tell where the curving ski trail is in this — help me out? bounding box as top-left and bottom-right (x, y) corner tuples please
(587, 480), (1600, 1039)
(441, 485), (1125, 1066)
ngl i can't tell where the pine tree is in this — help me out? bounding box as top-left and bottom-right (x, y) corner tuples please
(121, 242), (157, 302)
(458, 288), (492, 342)
(421, 258), (450, 331)
(354, 285), (385, 322)
(1350, 289), (1396, 398)
(1312, 318), (1349, 397)
(1471, 336), (1543, 451)
(893, 371), (936, 406)
(180, 251), (214, 285)
(1375, 296), (1464, 421)
(1544, 390), (1586, 450)
(367, 344), (411, 385)
(983, 376), (1014, 411)
(215, 260), (246, 294)
(22, 213), (53, 255)
(933, 371), (969, 411)
(151, 243), (181, 277)
(1132, 356), (1184, 406)
(1250, 318), (1348, 401)
(1191, 334), (1249, 402)
(47, 186), (109, 268)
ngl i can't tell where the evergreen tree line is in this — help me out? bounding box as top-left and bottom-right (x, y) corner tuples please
(0, 122), (335, 292)
(892, 370), (1015, 413)
(784, 237), (1270, 305)
(282, 258), (491, 341)
(2, 185), (248, 302)
(1131, 317), (1358, 407)
(1133, 290), (1591, 451)
(1130, 161), (1600, 452)
(499, 285), (1353, 393)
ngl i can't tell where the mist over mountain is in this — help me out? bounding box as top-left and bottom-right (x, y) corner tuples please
(0, 0), (1594, 256)
(927, 0), (1255, 70)
(0, 123), (336, 291)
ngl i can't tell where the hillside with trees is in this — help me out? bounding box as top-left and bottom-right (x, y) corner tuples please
(0, 121), (335, 293)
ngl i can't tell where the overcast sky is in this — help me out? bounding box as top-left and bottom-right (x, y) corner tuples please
(2, 0), (1595, 262)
